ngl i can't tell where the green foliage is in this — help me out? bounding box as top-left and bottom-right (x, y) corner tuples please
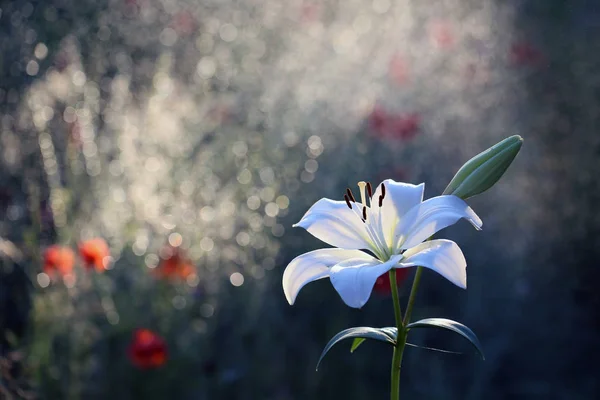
(350, 338), (365, 353)
(317, 327), (397, 370)
(406, 318), (485, 360)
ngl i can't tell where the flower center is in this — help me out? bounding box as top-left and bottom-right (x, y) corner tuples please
(343, 181), (390, 260)
(345, 182), (371, 221)
(357, 181), (368, 207)
(343, 181), (386, 220)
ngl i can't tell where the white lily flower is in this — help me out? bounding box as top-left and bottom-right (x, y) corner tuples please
(283, 179), (482, 308)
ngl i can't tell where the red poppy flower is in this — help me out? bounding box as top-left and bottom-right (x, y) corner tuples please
(128, 329), (168, 369)
(430, 21), (455, 49)
(171, 11), (197, 36)
(388, 113), (420, 140)
(374, 268), (410, 295)
(368, 106), (420, 141)
(368, 105), (389, 135)
(300, 2), (320, 24)
(43, 245), (75, 277)
(154, 245), (195, 280)
(78, 238), (110, 272)
(509, 42), (544, 67)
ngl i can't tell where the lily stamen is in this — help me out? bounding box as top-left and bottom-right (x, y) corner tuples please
(378, 183), (386, 207)
(344, 194), (352, 209)
(362, 206), (367, 221)
(346, 188), (356, 203)
(357, 181), (368, 207)
(366, 182), (373, 200)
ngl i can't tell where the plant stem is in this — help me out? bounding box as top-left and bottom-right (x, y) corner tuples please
(389, 269), (403, 400)
(403, 266), (423, 326)
(390, 266), (424, 400)
(390, 269), (402, 327)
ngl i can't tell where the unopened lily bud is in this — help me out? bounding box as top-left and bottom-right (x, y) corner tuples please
(443, 135), (523, 200)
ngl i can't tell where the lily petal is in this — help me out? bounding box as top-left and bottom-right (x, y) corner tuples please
(330, 255), (403, 308)
(398, 239), (467, 288)
(395, 195), (482, 250)
(373, 180), (424, 247)
(283, 249), (375, 305)
(294, 198), (372, 250)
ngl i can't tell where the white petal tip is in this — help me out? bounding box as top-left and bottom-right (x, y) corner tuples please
(469, 216), (483, 231)
(345, 300), (365, 309)
(292, 219), (309, 229)
(283, 287), (298, 305)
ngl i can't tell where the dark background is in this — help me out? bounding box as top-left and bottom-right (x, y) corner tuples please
(1, 0), (599, 398)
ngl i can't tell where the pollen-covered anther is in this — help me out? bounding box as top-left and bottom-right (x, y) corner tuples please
(366, 182), (373, 199)
(344, 194), (352, 209)
(346, 188), (356, 203)
(378, 183), (386, 207)
(362, 206), (367, 221)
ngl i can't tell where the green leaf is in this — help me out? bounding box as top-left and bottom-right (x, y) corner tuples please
(350, 327), (399, 354)
(317, 327), (397, 370)
(406, 318), (485, 360)
(350, 338), (365, 353)
(405, 342), (463, 355)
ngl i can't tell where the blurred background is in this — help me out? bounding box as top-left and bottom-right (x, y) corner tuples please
(1, 0), (599, 398)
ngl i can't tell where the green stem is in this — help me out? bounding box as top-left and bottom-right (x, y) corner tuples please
(390, 266), (424, 400)
(403, 266), (423, 326)
(390, 269), (402, 327)
(389, 270), (403, 400)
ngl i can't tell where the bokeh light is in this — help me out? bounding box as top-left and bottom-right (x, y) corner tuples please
(0, 0), (599, 399)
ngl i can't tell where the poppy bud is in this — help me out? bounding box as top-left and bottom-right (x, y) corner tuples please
(443, 135), (523, 200)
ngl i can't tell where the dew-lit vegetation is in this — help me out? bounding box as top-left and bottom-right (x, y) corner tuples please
(1, 0), (599, 399)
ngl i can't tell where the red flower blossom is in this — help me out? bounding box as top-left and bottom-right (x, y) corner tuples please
(300, 2), (320, 24)
(374, 268), (410, 295)
(171, 11), (197, 36)
(509, 42), (544, 67)
(368, 104), (388, 134)
(43, 245), (75, 277)
(389, 113), (420, 140)
(154, 245), (195, 280)
(388, 54), (409, 86)
(128, 329), (168, 369)
(78, 238), (110, 272)
(368, 106), (420, 141)
(430, 21), (455, 49)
